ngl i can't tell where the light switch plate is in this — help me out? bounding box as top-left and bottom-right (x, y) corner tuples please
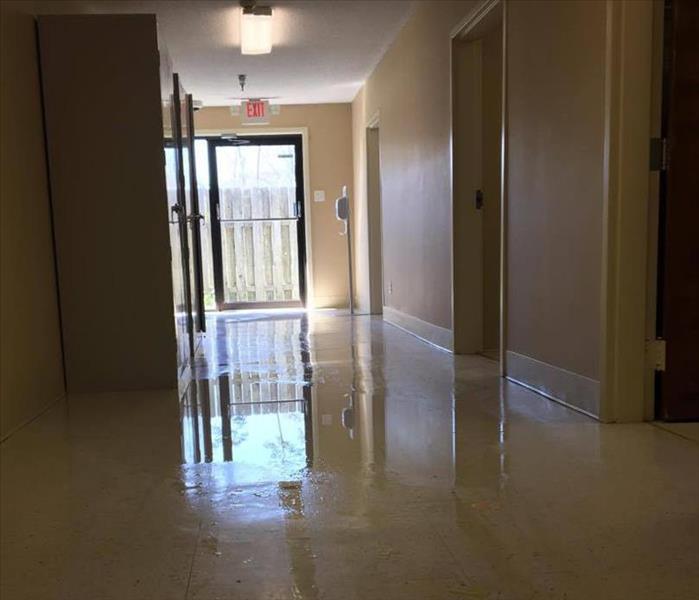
(314, 190), (325, 202)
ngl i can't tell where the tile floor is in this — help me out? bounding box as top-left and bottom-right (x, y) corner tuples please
(1, 310), (698, 599)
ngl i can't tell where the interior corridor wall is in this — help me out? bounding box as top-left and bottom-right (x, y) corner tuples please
(352, 1), (477, 339)
(0, 2), (65, 439)
(505, 0), (606, 415)
(353, 0), (614, 415)
(194, 104), (354, 309)
(38, 15), (177, 394)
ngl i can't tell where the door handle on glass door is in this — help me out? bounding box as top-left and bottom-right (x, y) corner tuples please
(188, 213), (205, 223)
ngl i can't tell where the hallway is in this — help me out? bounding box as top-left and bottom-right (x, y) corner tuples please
(2, 312), (698, 599)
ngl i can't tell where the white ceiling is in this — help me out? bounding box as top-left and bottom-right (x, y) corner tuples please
(67, 0), (415, 106)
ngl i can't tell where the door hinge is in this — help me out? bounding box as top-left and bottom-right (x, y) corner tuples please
(646, 338), (666, 371)
(649, 137), (668, 171)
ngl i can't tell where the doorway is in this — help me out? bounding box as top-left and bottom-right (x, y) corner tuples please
(202, 135), (308, 311)
(451, 2), (504, 360)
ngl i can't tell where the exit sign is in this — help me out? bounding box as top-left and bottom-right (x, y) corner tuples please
(241, 99), (270, 125)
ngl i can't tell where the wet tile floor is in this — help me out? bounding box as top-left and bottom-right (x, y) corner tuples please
(1, 310), (698, 599)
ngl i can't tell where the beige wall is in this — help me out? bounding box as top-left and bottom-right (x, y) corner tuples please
(352, 1), (477, 329)
(194, 104), (354, 309)
(351, 0), (652, 417)
(506, 0), (606, 381)
(38, 15), (177, 393)
(0, 3), (65, 439)
(352, 0), (605, 373)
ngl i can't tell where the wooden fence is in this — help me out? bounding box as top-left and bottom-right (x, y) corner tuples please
(218, 185), (300, 304)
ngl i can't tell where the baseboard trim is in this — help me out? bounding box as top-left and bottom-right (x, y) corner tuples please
(383, 306), (454, 352)
(0, 393), (64, 444)
(506, 350), (600, 418)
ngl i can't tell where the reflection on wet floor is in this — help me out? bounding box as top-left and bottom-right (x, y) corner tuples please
(181, 380), (311, 470)
(182, 310), (386, 482)
(183, 311), (315, 475)
(176, 309), (698, 599)
(2, 309), (699, 599)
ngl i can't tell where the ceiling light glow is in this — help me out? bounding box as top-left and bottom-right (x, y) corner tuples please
(241, 5), (272, 55)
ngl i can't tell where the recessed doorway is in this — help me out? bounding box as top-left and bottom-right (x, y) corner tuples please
(451, 1), (504, 362)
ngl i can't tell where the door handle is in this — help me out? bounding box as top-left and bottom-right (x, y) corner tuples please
(475, 189), (484, 210)
(188, 213), (205, 223)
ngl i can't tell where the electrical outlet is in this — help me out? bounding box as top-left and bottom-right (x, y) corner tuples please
(387, 281), (393, 294)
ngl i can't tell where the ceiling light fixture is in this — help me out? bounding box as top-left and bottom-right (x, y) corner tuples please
(240, 2), (273, 55)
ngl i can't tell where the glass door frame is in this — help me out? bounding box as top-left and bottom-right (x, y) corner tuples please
(206, 134), (308, 311)
(170, 74), (195, 361)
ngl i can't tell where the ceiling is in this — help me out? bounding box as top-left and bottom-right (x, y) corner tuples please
(57, 0), (414, 106)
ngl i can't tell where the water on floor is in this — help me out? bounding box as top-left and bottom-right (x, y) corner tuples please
(2, 310), (698, 599)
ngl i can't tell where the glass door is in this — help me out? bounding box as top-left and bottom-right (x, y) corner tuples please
(208, 135), (307, 310)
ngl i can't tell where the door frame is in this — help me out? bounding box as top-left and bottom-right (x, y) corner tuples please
(171, 74), (195, 361)
(598, 0), (655, 422)
(197, 128), (314, 309)
(185, 94), (206, 332)
(449, 0), (507, 371)
(204, 132), (309, 311)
